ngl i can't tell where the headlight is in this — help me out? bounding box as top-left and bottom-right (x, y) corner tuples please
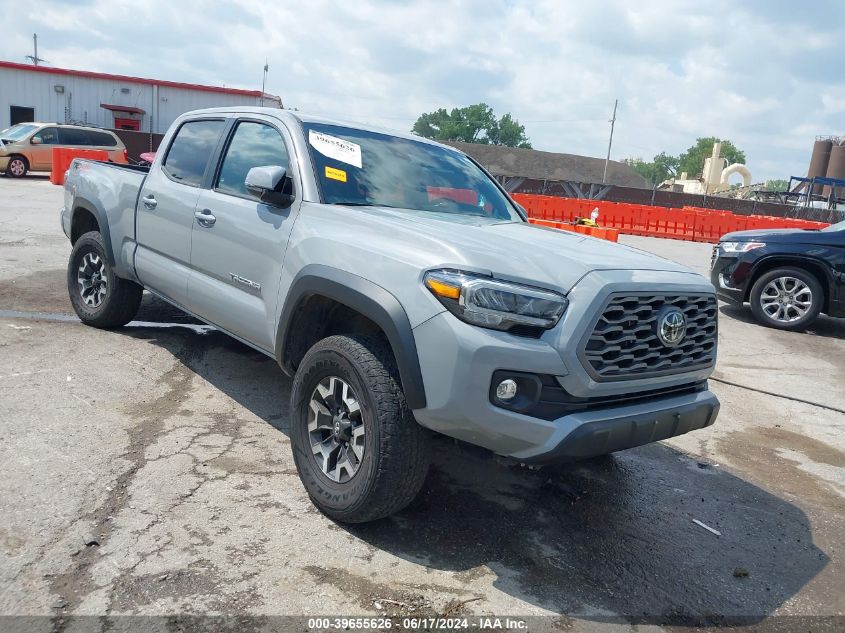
(720, 241), (765, 253)
(424, 269), (568, 333)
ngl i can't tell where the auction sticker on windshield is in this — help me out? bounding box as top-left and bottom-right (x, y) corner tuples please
(325, 166), (347, 182)
(309, 130), (362, 168)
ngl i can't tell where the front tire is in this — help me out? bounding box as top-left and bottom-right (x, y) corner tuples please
(6, 156), (28, 178)
(749, 267), (823, 331)
(290, 334), (430, 523)
(67, 231), (143, 328)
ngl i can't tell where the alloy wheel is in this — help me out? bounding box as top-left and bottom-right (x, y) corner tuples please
(8, 159), (26, 177)
(759, 276), (812, 323)
(77, 252), (108, 308)
(308, 376), (365, 483)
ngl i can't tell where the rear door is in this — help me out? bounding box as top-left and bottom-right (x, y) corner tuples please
(135, 118), (227, 306)
(188, 117), (300, 351)
(57, 127), (91, 155)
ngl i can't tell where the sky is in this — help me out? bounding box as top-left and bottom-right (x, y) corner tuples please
(2, 0), (843, 182)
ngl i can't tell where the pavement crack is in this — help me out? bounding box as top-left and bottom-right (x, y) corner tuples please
(46, 355), (197, 622)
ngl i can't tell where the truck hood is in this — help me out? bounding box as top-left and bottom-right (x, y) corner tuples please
(333, 205), (700, 293)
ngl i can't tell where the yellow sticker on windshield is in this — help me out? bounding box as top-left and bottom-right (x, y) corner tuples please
(325, 166), (347, 182)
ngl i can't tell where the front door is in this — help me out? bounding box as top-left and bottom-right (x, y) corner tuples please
(135, 118), (227, 307)
(188, 118), (300, 351)
(29, 126), (60, 170)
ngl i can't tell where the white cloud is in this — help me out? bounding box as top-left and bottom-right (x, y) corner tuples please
(2, 0), (842, 181)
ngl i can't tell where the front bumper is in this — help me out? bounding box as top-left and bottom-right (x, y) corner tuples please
(411, 269), (720, 462)
(0, 156), (9, 171)
(513, 390), (719, 463)
(710, 245), (765, 304)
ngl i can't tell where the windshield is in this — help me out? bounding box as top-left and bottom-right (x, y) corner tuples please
(303, 123), (522, 222)
(0, 124), (38, 142)
(821, 219), (845, 232)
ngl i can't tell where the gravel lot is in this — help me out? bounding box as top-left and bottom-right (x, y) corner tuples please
(1, 176), (843, 630)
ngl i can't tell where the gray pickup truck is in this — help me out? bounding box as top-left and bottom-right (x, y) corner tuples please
(61, 107), (720, 522)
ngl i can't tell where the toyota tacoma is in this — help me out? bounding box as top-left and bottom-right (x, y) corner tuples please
(61, 108), (720, 522)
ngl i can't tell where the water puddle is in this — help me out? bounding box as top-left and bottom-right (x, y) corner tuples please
(0, 310), (215, 334)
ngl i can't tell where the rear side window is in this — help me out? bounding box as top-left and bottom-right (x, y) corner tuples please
(216, 121), (290, 199)
(163, 119), (225, 187)
(89, 130), (118, 147)
(59, 128), (91, 145)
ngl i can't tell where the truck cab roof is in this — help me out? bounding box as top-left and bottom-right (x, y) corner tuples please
(180, 106), (461, 153)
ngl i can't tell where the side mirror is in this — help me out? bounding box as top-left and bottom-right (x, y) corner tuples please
(245, 165), (293, 207)
(30, 137), (42, 145)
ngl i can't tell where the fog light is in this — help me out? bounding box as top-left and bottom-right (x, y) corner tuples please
(496, 379), (518, 402)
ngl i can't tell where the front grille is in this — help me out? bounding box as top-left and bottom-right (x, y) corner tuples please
(582, 294), (717, 380)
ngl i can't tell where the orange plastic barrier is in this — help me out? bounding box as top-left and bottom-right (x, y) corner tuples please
(528, 218), (619, 242)
(50, 148), (110, 185)
(516, 193), (828, 243)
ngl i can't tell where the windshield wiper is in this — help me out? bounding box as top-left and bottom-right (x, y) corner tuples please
(330, 202), (406, 209)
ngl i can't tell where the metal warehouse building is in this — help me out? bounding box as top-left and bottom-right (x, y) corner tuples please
(0, 60), (282, 134)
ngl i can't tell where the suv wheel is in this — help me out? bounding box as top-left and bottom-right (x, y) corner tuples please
(67, 231), (143, 328)
(290, 334), (430, 523)
(749, 267), (823, 331)
(6, 156), (28, 178)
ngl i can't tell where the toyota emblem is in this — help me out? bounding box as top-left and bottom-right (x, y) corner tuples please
(657, 308), (686, 347)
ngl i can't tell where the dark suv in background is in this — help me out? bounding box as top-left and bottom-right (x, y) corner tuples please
(711, 220), (845, 330)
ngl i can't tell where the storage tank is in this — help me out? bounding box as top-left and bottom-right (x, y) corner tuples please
(822, 144), (845, 199)
(807, 139), (833, 195)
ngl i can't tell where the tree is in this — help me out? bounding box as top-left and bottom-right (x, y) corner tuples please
(622, 151), (679, 185)
(762, 179), (790, 192)
(677, 137), (746, 178)
(412, 104), (532, 148)
(624, 137), (747, 186)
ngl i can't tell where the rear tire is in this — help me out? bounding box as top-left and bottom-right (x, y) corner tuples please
(6, 156), (28, 178)
(67, 231), (143, 328)
(290, 334), (430, 523)
(749, 267), (823, 331)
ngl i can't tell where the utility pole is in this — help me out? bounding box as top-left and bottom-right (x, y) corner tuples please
(602, 98), (618, 184)
(260, 60), (269, 107)
(25, 33), (46, 66)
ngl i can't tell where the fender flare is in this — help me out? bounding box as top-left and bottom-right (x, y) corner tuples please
(747, 254), (834, 303)
(276, 264), (427, 410)
(71, 196), (116, 269)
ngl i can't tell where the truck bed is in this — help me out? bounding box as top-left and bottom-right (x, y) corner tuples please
(65, 159), (149, 280)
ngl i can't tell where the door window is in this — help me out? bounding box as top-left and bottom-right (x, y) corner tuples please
(32, 127), (60, 144)
(216, 121), (290, 200)
(162, 119), (225, 187)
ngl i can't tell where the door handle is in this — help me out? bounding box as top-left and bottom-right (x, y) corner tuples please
(142, 195), (157, 210)
(195, 209), (216, 227)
